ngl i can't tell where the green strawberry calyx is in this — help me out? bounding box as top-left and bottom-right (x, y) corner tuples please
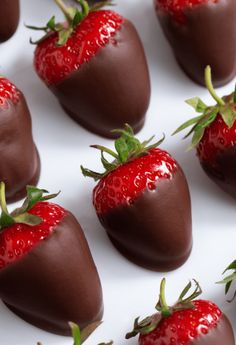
(217, 260), (236, 302)
(173, 65), (236, 150)
(81, 124), (165, 181)
(125, 278), (202, 339)
(0, 182), (59, 230)
(27, 0), (114, 46)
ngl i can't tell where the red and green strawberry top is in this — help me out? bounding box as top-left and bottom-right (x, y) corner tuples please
(81, 125), (178, 215)
(0, 182), (65, 269)
(0, 77), (20, 108)
(126, 278), (222, 345)
(174, 65), (236, 167)
(156, 0), (216, 24)
(28, 0), (123, 85)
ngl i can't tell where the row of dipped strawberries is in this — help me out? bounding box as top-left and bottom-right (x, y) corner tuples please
(1, 0), (236, 344)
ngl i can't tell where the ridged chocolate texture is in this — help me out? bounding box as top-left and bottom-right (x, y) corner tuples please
(0, 0), (19, 42)
(0, 212), (103, 335)
(51, 19), (150, 138)
(201, 145), (236, 199)
(155, 0), (236, 87)
(192, 314), (235, 345)
(98, 168), (192, 271)
(0, 93), (40, 203)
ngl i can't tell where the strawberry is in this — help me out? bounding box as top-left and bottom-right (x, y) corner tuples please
(154, 0), (236, 86)
(174, 65), (236, 198)
(126, 278), (235, 345)
(0, 0), (19, 42)
(0, 77), (40, 203)
(81, 125), (192, 271)
(0, 182), (103, 335)
(28, 0), (150, 138)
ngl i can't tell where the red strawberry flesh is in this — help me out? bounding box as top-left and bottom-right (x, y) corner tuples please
(140, 300), (222, 345)
(0, 202), (66, 269)
(197, 114), (236, 166)
(93, 148), (178, 215)
(34, 10), (124, 85)
(156, 0), (217, 23)
(0, 77), (20, 108)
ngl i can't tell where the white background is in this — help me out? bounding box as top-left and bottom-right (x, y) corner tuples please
(0, 0), (236, 344)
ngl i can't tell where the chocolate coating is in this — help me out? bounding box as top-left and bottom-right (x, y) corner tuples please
(51, 19), (150, 138)
(0, 212), (103, 335)
(155, 0), (236, 87)
(0, 0), (20, 43)
(192, 314), (235, 345)
(98, 168), (192, 271)
(0, 93), (40, 203)
(201, 145), (236, 199)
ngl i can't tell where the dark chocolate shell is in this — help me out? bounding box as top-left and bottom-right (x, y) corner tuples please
(0, 212), (103, 335)
(0, 91), (40, 203)
(98, 168), (192, 271)
(201, 145), (236, 199)
(51, 19), (150, 138)
(0, 0), (20, 43)
(192, 314), (235, 345)
(154, 0), (236, 87)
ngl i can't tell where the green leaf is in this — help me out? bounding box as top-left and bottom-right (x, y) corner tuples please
(185, 97), (207, 112)
(46, 16), (56, 31)
(13, 213), (42, 226)
(223, 260), (236, 273)
(72, 10), (83, 27)
(0, 211), (15, 230)
(90, 1), (114, 11)
(115, 137), (129, 163)
(188, 127), (205, 150)
(178, 281), (192, 301)
(57, 28), (73, 46)
(81, 166), (104, 181)
(221, 106), (236, 128)
(199, 107), (218, 129)
(173, 115), (202, 135)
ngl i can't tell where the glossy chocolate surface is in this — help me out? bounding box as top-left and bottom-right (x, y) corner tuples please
(201, 145), (236, 199)
(0, 93), (40, 203)
(51, 19), (150, 138)
(155, 0), (236, 87)
(0, 0), (19, 42)
(0, 212), (103, 335)
(98, 168), (192, 271)
(192, 314), (235, 345)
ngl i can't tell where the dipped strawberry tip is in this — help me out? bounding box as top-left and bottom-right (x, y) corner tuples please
(126, 278), (202, 339)
(217, 260), (236, 302)
(0, 182), (59, 231)
(81, 124), (165, 181)
(173, 65), (236, 150)
(27, 0), (114, 46)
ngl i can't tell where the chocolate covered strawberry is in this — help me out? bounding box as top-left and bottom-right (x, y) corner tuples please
(154, 0), (236, 86)
(0, 77), (40, 203)
(126, 278), (235, 345)
(28, 0), (150, 138)
(0, 183), (103, 335)
(81, 125), (192, 271)
(174, 65), (236, 198)
(0, 0), (19, 42)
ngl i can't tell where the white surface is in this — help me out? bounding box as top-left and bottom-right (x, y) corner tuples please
(0, 0), (236, 344)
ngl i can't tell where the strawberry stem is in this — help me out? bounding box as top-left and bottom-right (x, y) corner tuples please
(0, 182), (9, 216)
(54, 0), (74, 22)
(155, 278), (171, 317)
(205, 66), (225, 106)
